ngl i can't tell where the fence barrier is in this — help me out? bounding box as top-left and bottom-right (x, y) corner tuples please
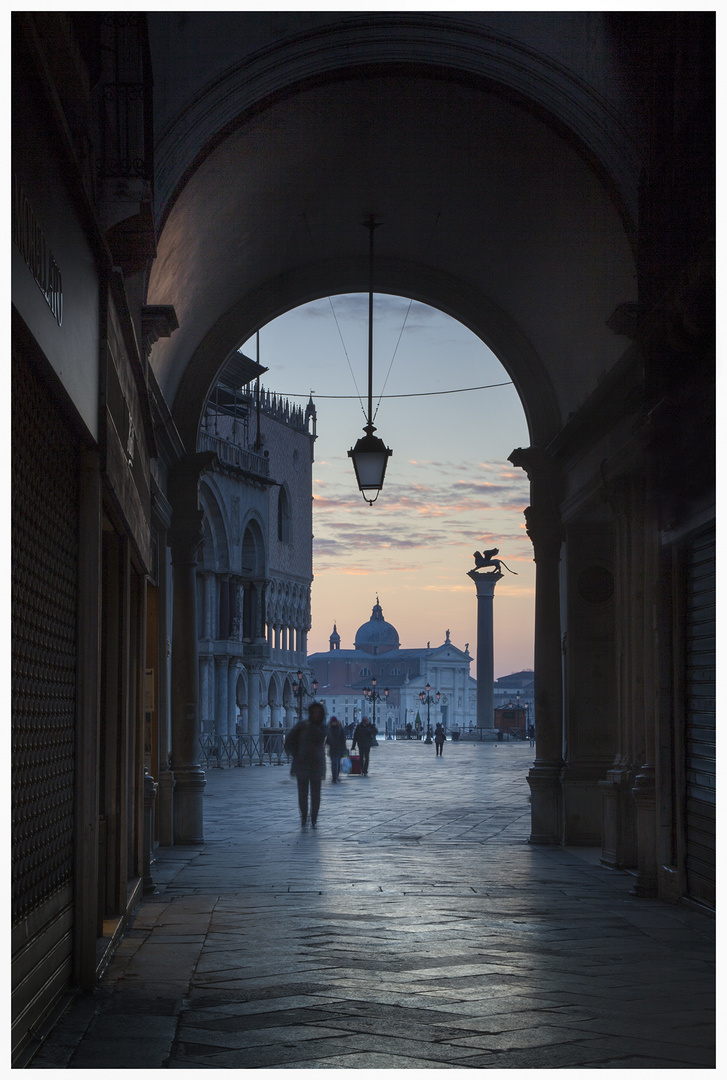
(198, 726), (514, 766)
(198, 731), (291, 768)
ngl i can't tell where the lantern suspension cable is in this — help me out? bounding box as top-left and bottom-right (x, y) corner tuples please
(348, 217), (393, 505)
(367, 220), (376, 428)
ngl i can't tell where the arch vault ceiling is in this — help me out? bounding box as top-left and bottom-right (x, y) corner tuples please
(145, 29), (638, 452)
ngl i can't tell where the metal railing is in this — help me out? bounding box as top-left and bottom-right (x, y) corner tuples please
(199, 731), (290, 768)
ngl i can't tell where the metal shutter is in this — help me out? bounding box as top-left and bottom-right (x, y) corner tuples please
(684, 524), (715, 907)
(12, 348), (79, 1057)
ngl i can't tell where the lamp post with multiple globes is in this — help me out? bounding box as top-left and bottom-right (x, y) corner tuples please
(418, 684), (441, 745)
(291, 670), (318, 724)
(362, 677), (389, 738)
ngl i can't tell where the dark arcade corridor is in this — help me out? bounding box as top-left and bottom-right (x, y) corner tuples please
(12, 12), (714, 1065)
(31, 742), (715, 1070)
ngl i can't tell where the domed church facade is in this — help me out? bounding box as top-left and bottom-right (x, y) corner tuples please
(309, 600), (476, 736)
(354, 598), (400, 655)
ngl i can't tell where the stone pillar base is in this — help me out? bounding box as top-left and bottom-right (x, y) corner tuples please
(172, 765), (206, 844)
(599, 766), (638, 868)
(561, 764), (608, 846)
(632, 765), (657, 897)
(527, 764), (562, 844)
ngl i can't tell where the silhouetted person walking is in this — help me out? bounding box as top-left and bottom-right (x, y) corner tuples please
(351, 716), (374, 776)
(325, 715), (347, 782)
(285, 702), (327, 827)
(434, 722), (445, 756)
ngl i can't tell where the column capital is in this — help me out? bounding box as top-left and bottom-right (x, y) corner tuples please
(523, 503), (564, 564)
(467, 567), (503, 592)
(509, 446), (564, 564)
(508, 445), (562, 491)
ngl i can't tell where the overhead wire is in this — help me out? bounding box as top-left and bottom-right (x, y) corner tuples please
(283, 381), (513, 400)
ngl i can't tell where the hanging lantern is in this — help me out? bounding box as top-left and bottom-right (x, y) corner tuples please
(349, 423), (392, 503)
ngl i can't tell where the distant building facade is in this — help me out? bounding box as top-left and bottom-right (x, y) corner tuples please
(493, 670), (535, 730)
(308, 599), (477, 735)
(196, 364), (317, 738)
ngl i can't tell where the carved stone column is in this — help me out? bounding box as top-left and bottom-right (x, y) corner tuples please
(247, 667), (262, 736)
(255, 580), (269, 644)
(509, 447), (565, 844)
(202, 571), (215, 639)
(198, 655), (212, 735)
(168, 451), (216, 844)
(230, 577), (243, 642)
(214, 654), (229, 738)
(228, 659), (242, 735)
(270, 698), (283, 729)
(218, 573), (231, 638)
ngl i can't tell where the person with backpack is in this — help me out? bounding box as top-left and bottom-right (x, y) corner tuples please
(284, 702), (327, 828)
(434, 722), (446, 756)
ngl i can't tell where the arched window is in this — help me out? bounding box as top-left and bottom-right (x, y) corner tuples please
(277, 486), (290, 543)
(359, 667), (371, 678)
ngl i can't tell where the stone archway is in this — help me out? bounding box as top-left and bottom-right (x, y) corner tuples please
(142, 14), (710, 891)
(146, 64), (636, 454)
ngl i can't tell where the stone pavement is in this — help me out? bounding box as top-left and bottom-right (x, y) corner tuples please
(30, 740), (715, 1069)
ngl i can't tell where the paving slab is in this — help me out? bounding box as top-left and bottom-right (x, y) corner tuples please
(29, 740), (715, 1070)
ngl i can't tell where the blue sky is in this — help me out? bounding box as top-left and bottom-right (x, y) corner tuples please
(242, 294), (534, 677)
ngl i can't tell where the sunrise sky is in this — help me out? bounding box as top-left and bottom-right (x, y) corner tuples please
(242, 294), (535, 678)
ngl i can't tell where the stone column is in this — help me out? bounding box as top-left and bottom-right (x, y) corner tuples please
(215, 655), (229, 736)
(254, 581), (268, 644)
(230, 577), (242, 642)
(247, 667), (262, 735)
(198, 655), (212, 734)
(271, 698), (283, 729)
(509, 447), (565, 845)
(228, 659), (241, 735)
(202, 571), (215, 639)
(467, 569), (502, 728)
(599, 476), (641, 870)
(168, 450), (216, 844)
(219, 573), (230, 638)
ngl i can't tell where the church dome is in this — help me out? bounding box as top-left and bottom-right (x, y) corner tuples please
(355, 598), (400, 654)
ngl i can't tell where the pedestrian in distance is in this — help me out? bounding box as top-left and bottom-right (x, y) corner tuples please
(434, 722), (446, 756)
(405, 721), (413, 740)
(326, 715), (347, 782)
(351, 715), (374, 776)
(284, 701), (327, 828)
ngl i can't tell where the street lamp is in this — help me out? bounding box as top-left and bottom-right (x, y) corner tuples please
(362, 677), (389, 735)
(418, 683), (440, 745)
(292, 670), (318, 723)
